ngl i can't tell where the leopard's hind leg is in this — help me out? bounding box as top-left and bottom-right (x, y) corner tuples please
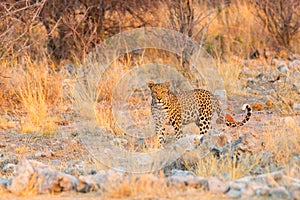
(195, 110), (213, 135)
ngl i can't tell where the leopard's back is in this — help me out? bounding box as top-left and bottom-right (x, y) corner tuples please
(176, 89), (213, 125)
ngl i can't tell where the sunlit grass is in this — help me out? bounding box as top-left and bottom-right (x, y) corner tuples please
(0, 56), (64, 134)
(263, 117), (300, 166)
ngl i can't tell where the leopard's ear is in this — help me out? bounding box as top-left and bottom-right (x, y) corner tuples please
(147, 81), (155, 88)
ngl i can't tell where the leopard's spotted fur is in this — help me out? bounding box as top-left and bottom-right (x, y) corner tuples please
(148, 81), (252, 145)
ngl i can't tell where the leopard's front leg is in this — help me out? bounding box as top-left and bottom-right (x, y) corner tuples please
(154, 118), (166, 146)
(171, 112), (183, 140)
(151, 107), (166, 147)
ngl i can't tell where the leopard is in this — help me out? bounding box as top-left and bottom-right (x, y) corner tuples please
(147, 81), (252, 146)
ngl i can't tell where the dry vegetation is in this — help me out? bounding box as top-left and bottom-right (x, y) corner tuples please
(0, 0), (299, 198)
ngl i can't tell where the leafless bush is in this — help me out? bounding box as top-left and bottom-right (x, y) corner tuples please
(252, 0), (300, 50)
(0, 0), (47, 60)
(165, 0), (229, 72)
(0, 0), (161, 62)
(39, 0), (161, 62)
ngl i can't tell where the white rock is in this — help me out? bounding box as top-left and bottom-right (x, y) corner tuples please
(226, 187), (242, 198)
(288, 59), (300, 69)
(284, 116), (298, 128)
(0, 179), (10, 190)
(207, 177), (229, 194)
(269, 187), (290, 199)
(277, 64), (289, 74)
(8, 159), (79, 194)
(170, 169), (194, 176)
(2, 163), (16, 172)
(293, 104), (300, 111)
(290, 184), (300, 200)
(214, 89), (226, 100)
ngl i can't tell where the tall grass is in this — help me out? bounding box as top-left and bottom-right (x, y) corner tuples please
(0, 56), (64, 134)
(263, 117), (300, 166)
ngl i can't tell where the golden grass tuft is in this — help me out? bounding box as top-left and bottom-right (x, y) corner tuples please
(104, 174), (177, 199)
(0, 56), (64, 134)
(217, 58), (244, 95)
(263, 117), (300, 166)
(18, 60), (63, 134)
(191, 152), (263, 181)
(201, 0), (265, 58)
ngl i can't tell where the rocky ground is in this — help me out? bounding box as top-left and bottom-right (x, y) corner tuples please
(0, 55), (300, 199)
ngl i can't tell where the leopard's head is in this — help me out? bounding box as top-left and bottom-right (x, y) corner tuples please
(147, 81), (171, 104)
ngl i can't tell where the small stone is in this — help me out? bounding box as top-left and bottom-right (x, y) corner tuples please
(168, 175), (208, 189)
(241, 187), (255, 198)
(287, 53), (300, 61)
(265, 100), (275, 110)
(112, 138), (128, 146)
(269, 187), (290, 199)
(277, 64), (289, 74)
(106, 169), (125, 181)
(284, 116), (298, 128)
(225, 114), (235, 123)
(226, 187), (242, 198)
(170, 169), (194, 176)
(207, 177), (229, 194)
(0, 143), (6, 148)
(41, 151), (55, 158)
(2, 163), (16, 173)
(290, 184), (300, 200)
(8, 159), (79, 194)
(251, 102), (263, 111)
(209, 129), (221, 136)
(0, 179), (10, 190)
(255, 73), (264, 81)
(256, 187), (270, 196)
(214, 89), (226, 100)
(247, 78), (256, 86)
(77, 172), (106, 193)
(271, 58), (279, 66)
(7, 159), (35, 195)
(292, 103), (300, 111)
(71, 132), (79, 137)
(192, 177), (209, 189)
(288, 59), (300, 69)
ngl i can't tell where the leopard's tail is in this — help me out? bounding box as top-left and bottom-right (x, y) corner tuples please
(226, 104), (252, 127)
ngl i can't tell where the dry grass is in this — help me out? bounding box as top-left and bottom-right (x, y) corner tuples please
(191, 153), (263, 181)
(0, 1), (299, 198)
(263, 117), (300, 166)
(184, 116), (300, 181)
(217, 58), (244, 96)
(17, 58), (63, 134)
(103, 174), (214, 199)
(206, 1), (269, 58)
(0, 56), (64, 134)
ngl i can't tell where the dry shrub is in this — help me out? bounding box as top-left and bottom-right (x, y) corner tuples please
(0, 56), (64, 133)
(18, 60), (63, 134)
(104, 174), (178, 199)
(203, 0), (263, 58)
(39, 0), (161, 62)
(217, 58), (244, 95)
(192, 153), (263, 181)
(263, 117), (300, 166)
(0, 0), (48, 61)
(252, 0), (300, 51)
